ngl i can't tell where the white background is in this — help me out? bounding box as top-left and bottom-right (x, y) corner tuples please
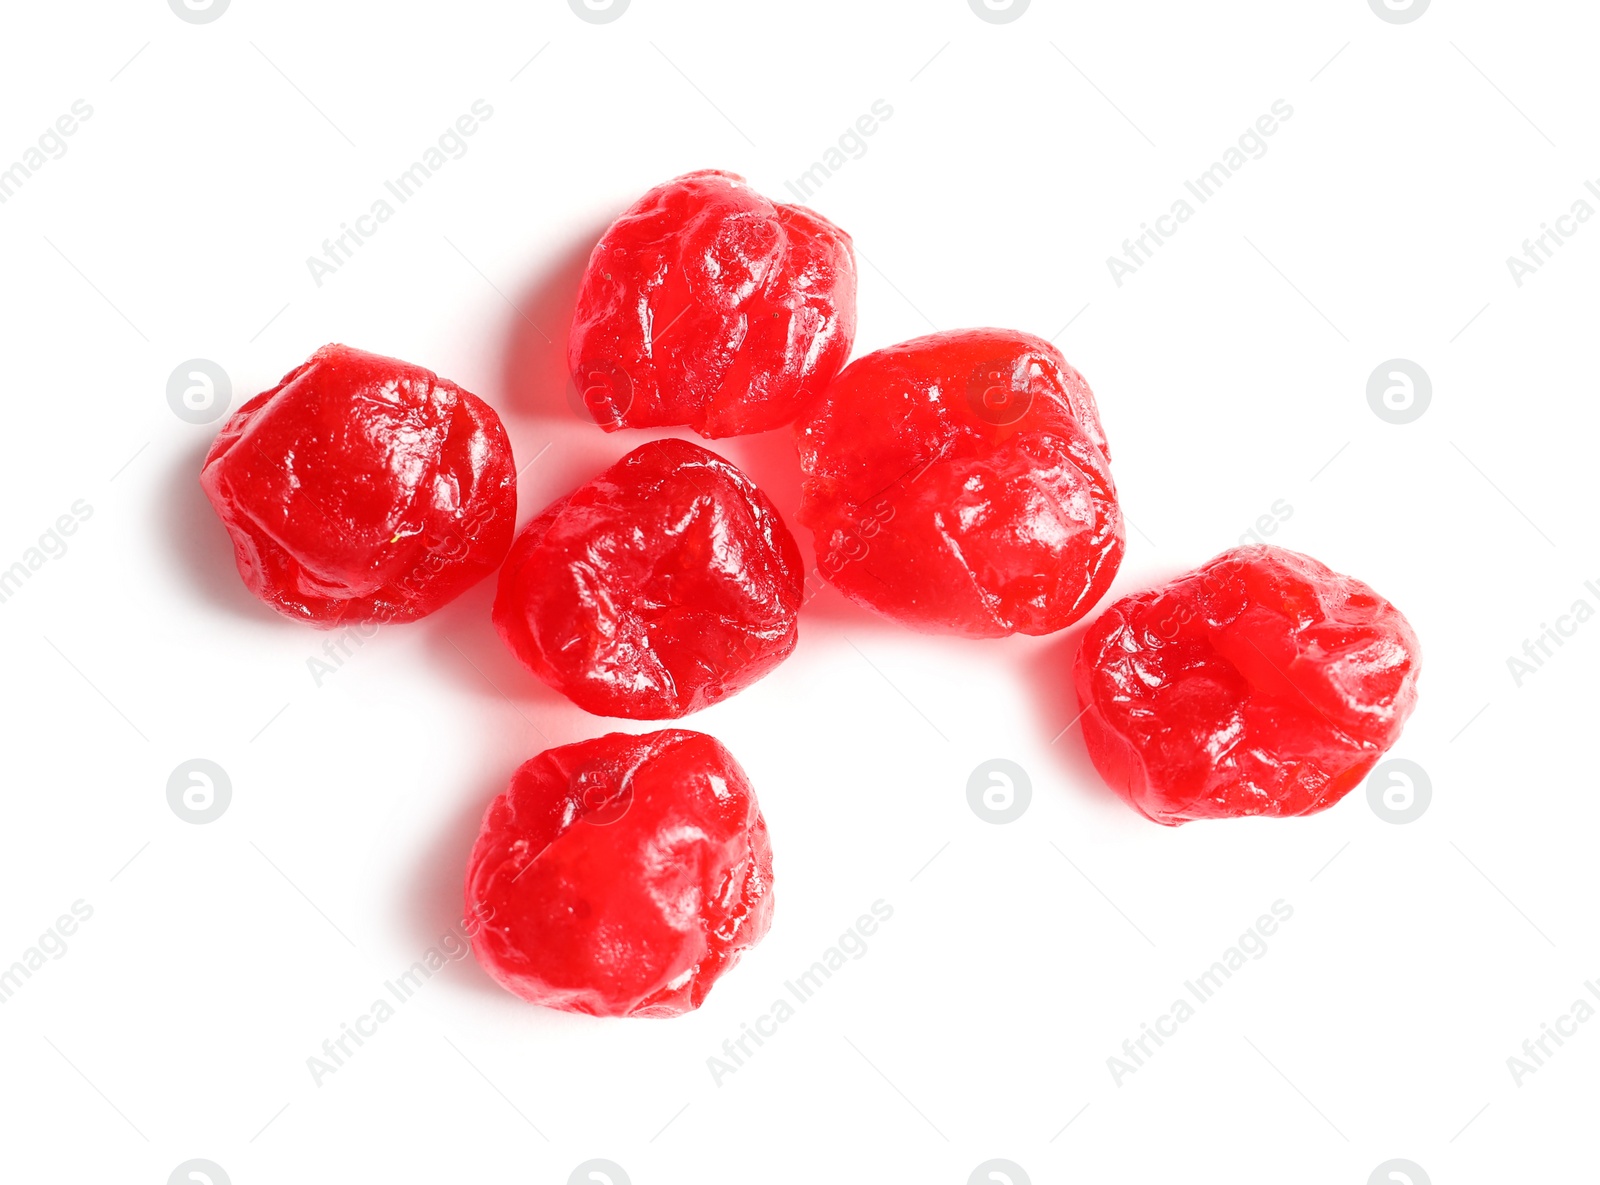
(1, 1), (1596, 1182)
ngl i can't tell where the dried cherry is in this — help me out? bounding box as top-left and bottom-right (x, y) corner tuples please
(794, 328), (1124, 637)
(199, 345), (516, 626)
(1073, 545), (1421, 825)
(568, 170), (856, 437)
(464, 729), (774, 1018)
(492, 438), (803, 719)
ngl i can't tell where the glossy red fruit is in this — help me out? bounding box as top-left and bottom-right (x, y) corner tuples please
(568, 169), (856, 437)
(465, 730), (775, 1018)
(493, 438), (803, 719)
(200, 344), (516, 625)
(794, 328), (1124, 637)
(1073, 545), (1421, 826)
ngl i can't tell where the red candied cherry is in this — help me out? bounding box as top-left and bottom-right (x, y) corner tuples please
(464, 729), (775, 1018)
(1073, 545), (1421, 825)
(200, 344), (516, 625)
(793, 328), (1125, 637)
(493, 438), (803, 719)
(568, 169), (856, 437)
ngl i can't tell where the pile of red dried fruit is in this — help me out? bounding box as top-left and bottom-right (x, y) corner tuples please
(568, 169), (856, 438)
(464, 730), (773, 1017)
(492, 438), (803, 720)
(198, 170), (1419, 1020)
(794, 329), (1125, 637)
(200, 344), (516, 625)
(1074, 546), (1421, 825)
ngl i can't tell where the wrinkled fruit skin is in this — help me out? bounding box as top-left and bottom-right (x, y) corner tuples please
(200, 344), (516, 626)
(1074, 545), (1421, 826)
(568, 169), (856, 437)
(794, 329), (1125, 637)
(465, 730), (775, 1018)
(493, 438), (803, 719)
